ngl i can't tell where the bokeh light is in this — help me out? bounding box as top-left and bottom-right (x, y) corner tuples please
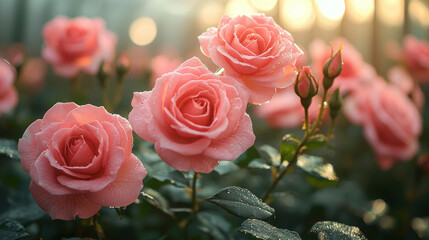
(346, 0), (375, 23)
(409, 0), (429, 27)
(250, 0), (278, 12)
(377, 0), (404, 25)
(280, 0), (315, 31)
(129, 17), (157, 46)
(316, 0), (346, 20)
(198, 1), (224, 29)
(225, 0), (256, 17)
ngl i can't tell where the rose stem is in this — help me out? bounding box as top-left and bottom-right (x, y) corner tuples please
(262, 91), (329, 203)
(111, 75), (125, 112)
(190, 172), (199, 217)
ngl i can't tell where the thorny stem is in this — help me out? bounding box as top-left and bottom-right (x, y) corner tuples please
(191, 172), (199, 217)
(262, 90), (329, 203)
(304, 107), (310, 137)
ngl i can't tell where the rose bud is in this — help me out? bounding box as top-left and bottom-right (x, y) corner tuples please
(323, 46), (343, 90)
(116, 54), (130, 78)
(294, 66), (318, 108)
(329, 88), (342, 120)
(97, 61), (110, 88)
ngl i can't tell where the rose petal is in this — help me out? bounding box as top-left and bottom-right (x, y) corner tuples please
(30, 181), (101, 220)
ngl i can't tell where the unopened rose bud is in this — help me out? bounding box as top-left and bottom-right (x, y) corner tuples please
(116, 54), (130, 78)
(323, 46), (343, 90)
(329, 88), (342, 120)
(295, 66), (318, 109)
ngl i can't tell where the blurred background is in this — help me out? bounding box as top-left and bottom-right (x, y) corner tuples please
(1, 0), (429, 239)
(1, 0), (428, 74)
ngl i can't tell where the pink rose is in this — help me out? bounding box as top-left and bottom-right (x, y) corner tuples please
(255, 86), (321, 128)
(129, 57), (255, 173)
(403, 35), (429, 83)
(0, 59), (18, 114)
(310, 38), (374, 94)
(42, 16), (117, 78)
(18, 103), (147, 220)
(19, 58), (47, 94)
(150, 54), (182, 86)
(344, 81), (422, 170)
(199, 14), (303, 104)
(387, 66), (424, 111)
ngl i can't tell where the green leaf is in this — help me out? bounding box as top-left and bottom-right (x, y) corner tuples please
(0, 139), (20, 161)
(206, 186), (274, 220)
(214, 161), (239, 175)
(0, 204), (44, 225)
(296, 155), (338, 188)
(235, 146), (261, 167)
(141, 188), (174, 218)
(310, 221), (368, 240)
(258, 145), (280, 166)
(192, 212), (233, 240)
(0, 218), (29, 240)
(238, 219), (301, 240)
(304, 134), (327, 151)
(247, 159), (271, 170)
(280, 134), (300, 162)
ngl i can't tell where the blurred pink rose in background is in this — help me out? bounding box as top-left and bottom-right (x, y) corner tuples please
(42, 16), (117, 78)
(255, 85), (321, 128)
(199, 14), (303, 104)
(344, 80), (422, 170)
(403, 35), (429, 83)
(129, 57), (255, 173)
(125, 46), (149, 78)
(0, 59), (18, 114)
(19, 58), (47, 94)
(18, 103), (147, 220)
(150, 54), (182, 86)
(387, 66), (424, 111)
(310, 38), (375, 94)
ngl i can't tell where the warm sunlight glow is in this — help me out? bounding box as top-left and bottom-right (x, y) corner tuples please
(280, 0), (315, 31)
(129, 17), (157, 46)
(250, 0), (278, 12)
(346, 0), (374, 23)
(317, 0), (346, 20)
(377, 0), (404, 25)
(225, 0), (256, 17)
(409, 0), (429, 27)
(198, 1), (224, 29)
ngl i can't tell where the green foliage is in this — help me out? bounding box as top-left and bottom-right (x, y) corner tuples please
(191, 212), (233, 240)
(214, 161), (240, 175)
(206, 186), (274, 220)
(141, 188), (175, 218)
(0, 218), (29, 240)
(114, 207), (127, 220)
(235, 146), (261, 167)
(304, 134), (327, 151)
(238, 219), (301, 240)
(258, 145), (281, 167)
(296, 155), (338, 188)
(0, 139), (20, 161)
(279, 134), (300, 162)
(310, 221), (367, 240)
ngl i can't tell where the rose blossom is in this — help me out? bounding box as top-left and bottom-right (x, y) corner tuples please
(344, 80), (422, 170)
(387, 66), (424, 111)
(199, 14), (303, 104)
(403, 35), (429, 83)
(310, 38), (375, 94)
(255, 86), (321, 128)
(0, 59), (18, 114)
(18, 103), (147, 220)
(129, 57), (255, 173)
(42, 16), (117, 78)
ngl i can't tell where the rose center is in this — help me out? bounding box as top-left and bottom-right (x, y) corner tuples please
(64, 135), (97, 167)
(180, 97), (212, 126)
(58, 24), (98, 61)
(242, 33), (265, 55)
